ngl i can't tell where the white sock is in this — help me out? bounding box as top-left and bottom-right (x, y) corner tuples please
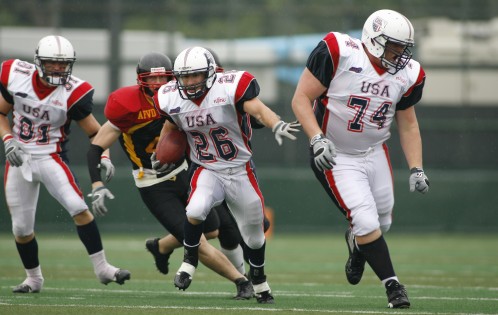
(89, 250), (117, 280)
(23, 265), (44, 290)
(221, 245), (246, 275)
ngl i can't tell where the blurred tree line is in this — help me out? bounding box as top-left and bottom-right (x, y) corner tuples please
(1, 0), (497, 37)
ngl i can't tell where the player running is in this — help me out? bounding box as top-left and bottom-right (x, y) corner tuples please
(292, 9), (430, 308)
(87, 52), (253, 299)
(0, 35), (130, 293)
(154, 46), (300, 304)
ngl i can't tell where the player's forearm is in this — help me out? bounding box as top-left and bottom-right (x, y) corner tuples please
(0, 112), (14, 139)
(399, 129), (423, 169)
(87, 144), (104, 184)
(291, 95), (321, 140)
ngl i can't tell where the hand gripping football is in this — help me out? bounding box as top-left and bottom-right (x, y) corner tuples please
(155, 129), (187, 164)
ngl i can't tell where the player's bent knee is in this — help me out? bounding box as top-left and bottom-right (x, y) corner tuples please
(352, 216), (380, 236)
(13, 224), (34, 239)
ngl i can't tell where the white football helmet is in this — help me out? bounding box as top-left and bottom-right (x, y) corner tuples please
(34, 35), (76, 85)
(173, 47), (217, 100)
(361, 9), (414, 74)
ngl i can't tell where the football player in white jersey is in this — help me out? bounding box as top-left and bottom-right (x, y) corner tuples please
(154, 46), (300, 304)
(292, 10), (430, 308)
(0, 35), (130, 293)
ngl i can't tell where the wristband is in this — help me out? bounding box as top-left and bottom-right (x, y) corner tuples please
(310, 133), (325, 147)
(2, 134), (13, 142)
(410, 167), (424, 174)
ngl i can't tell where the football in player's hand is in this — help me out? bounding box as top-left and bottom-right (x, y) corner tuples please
(155, 129), (187, 164)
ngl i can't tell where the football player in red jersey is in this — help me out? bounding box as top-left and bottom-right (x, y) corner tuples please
(0, 35), (130, 293)
(292, 9), (430, 308)
(87, 52), (253, 299)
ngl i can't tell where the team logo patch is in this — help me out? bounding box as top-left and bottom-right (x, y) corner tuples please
(170, 107), (181, 114)
(345, 38), (359, 50)
(15, 92), (28, 98)
(373, 17), (386, 32)
(349, 67), (363, 73)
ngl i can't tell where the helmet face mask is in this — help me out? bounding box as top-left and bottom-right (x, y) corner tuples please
(361, 9), (414, 74)
(34, 35), (76, 86)
(173, 47), (217, 100)
(136, 52), (173, 96)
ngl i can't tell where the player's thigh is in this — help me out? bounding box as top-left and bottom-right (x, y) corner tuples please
(38, 157), (87, 216)
(369, 148), (395, 231)
(326, 157), (380, 235)
(186, 170), (224, 221)
(5, 167), (40, 236)
(138, 180), (187, 242)
(225, 175), (265, 249)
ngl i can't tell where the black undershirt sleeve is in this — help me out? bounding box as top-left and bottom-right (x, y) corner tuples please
(306, 41), (334, 88)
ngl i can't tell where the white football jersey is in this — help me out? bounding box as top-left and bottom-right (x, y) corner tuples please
(317, 32), (423, 154)
(156, 71), (256, 171)
(2, 59), (93, 156)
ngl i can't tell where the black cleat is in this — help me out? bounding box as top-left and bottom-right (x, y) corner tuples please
(234, 277), (254, 300)
(345, 227), (366, 285)
(114, 269), (131, 285)
(145, 238), (172, 275)
(256, 290), (275, 304)
(12, 284), (40, 293)
(100, 269), (131, 285)
(252, 275), (274, 304)
(174, 262), (195, 291)
(386, 280), (410, 309)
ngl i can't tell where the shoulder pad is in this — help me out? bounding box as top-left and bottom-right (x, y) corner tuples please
(104, 85), (142, 121)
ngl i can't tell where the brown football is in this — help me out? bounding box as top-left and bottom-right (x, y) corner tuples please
(155, 129), (187, 164)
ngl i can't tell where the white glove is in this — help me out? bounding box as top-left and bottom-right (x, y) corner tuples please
(150, 152), (176, 174)
(90, 186), (115, 217)
(311, 134), (336, 172)
(3, 136), (25, 167)
(99, 155), (115, 183)
(409, 167), (430, 194)
(272, 120), (300, 146)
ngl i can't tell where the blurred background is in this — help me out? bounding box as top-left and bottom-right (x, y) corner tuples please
(0, 0), (497, 234)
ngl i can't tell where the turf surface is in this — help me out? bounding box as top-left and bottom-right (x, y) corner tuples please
(0, 233), (497, 315)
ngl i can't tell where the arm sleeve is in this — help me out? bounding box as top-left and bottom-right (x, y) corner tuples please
(396, 68), (426, 110)
(68, 91), (94, 120)
(306, 40), (335, 88)
(234, 74), (260, 113)
(87, 144), (104, 183)
(0, 83), (13, 104)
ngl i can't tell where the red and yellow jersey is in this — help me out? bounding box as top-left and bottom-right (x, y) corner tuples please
(105, 85), (165, 172)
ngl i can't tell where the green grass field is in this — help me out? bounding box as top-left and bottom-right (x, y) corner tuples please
(0, 232), (497, 315)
